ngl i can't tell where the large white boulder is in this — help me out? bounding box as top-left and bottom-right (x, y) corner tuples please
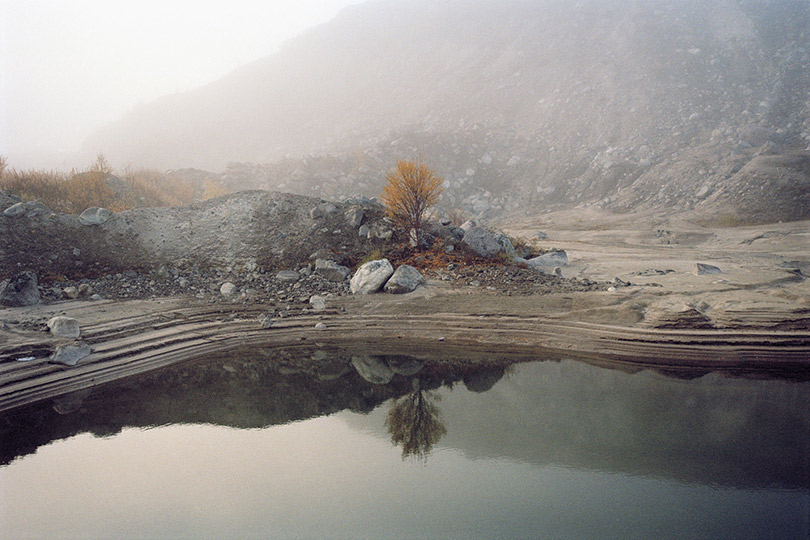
(350, 259), (394, 294)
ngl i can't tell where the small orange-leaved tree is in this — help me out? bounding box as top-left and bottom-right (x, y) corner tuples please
(381, 159), (443, 248)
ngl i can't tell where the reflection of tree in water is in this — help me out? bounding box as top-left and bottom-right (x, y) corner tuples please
(385, 379), (447, 462)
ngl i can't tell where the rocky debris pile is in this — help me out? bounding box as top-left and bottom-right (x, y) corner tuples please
(0, 190), (393, 282)
(1, 189), (607, 304)
(422, 262), (604, 296)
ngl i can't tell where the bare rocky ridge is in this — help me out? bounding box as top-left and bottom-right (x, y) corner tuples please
(86, 0), (810, 223)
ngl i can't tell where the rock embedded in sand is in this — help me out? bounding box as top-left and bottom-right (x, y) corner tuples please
(527, 249), (569, 267)
(0, 271), (41, 307)
(47, 316), (81, 338)
(51, 342), (92, 366)
(350, 259), (394, 294)
(693, 263), (722, 275)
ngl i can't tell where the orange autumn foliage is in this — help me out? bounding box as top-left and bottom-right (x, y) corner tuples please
(381, 160), (443, 248)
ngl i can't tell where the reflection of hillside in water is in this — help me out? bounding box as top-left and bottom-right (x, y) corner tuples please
(1, 349), (808, 491)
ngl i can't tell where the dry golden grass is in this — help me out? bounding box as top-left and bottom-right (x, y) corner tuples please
(0, 155), (230, 213)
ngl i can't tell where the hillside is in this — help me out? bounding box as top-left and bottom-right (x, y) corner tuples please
(85, 0), (810, 222)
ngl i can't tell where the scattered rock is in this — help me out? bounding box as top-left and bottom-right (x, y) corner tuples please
(259, 315), (275, 329)
(51, 342), (92, 366)
(383, 264), (423, 294)
(536, 231), (549, 240)
(314, 259), (350, 282)
(309, 295), (327, 310)
(350, 259), (394, 294)
(220, 282), (237, 296)
(276, 270), (300, 283)
(693, 263), (722, 275)
(315, 322), (327, 329)
(2, 201), (51, 219)
(47, 316), (81, 338)
(345, 207), (365, 228)
(78, 207), (112, 225)
(62, 286), (79, 299)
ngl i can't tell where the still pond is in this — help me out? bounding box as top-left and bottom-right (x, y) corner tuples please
(1, 350), (808, 539)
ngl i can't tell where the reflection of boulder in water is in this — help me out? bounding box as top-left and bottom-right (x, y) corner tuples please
(463, 366), (506, 393)
(351, 356), (395, 384)
(387, 356), (425, 377)
(52, 388), (93, 415)
(314, 360), (351, 381)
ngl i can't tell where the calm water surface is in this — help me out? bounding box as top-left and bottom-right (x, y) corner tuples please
(1, 352), (808, 540)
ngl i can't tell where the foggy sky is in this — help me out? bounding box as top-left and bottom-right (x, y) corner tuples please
(0, 0), (364, 169)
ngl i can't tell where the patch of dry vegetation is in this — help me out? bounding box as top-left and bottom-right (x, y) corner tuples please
(0, 154), (230, 214)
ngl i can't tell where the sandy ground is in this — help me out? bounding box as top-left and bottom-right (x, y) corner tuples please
(2, 215), (809, 412)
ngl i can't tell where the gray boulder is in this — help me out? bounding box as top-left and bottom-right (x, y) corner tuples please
(527, 249), (569, 267)
(51, 342), (92, 366)
(350, 259), (394, 294)
(384, 264), (423, 294)
(492, 231), (516, 258)
(314, 259), (350, 282)
(0, 271), (41, 307)
(351, 355), (395, 384)
(78, 206), (112, 225)
(47, 316), (81, 338)
(693, 263), (722, 275)
(461, 227), (502, 258)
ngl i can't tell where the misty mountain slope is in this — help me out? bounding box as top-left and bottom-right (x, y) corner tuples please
(86, 0), (810, 222)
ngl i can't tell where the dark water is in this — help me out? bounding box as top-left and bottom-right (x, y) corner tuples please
(1, 351), (808, 540)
